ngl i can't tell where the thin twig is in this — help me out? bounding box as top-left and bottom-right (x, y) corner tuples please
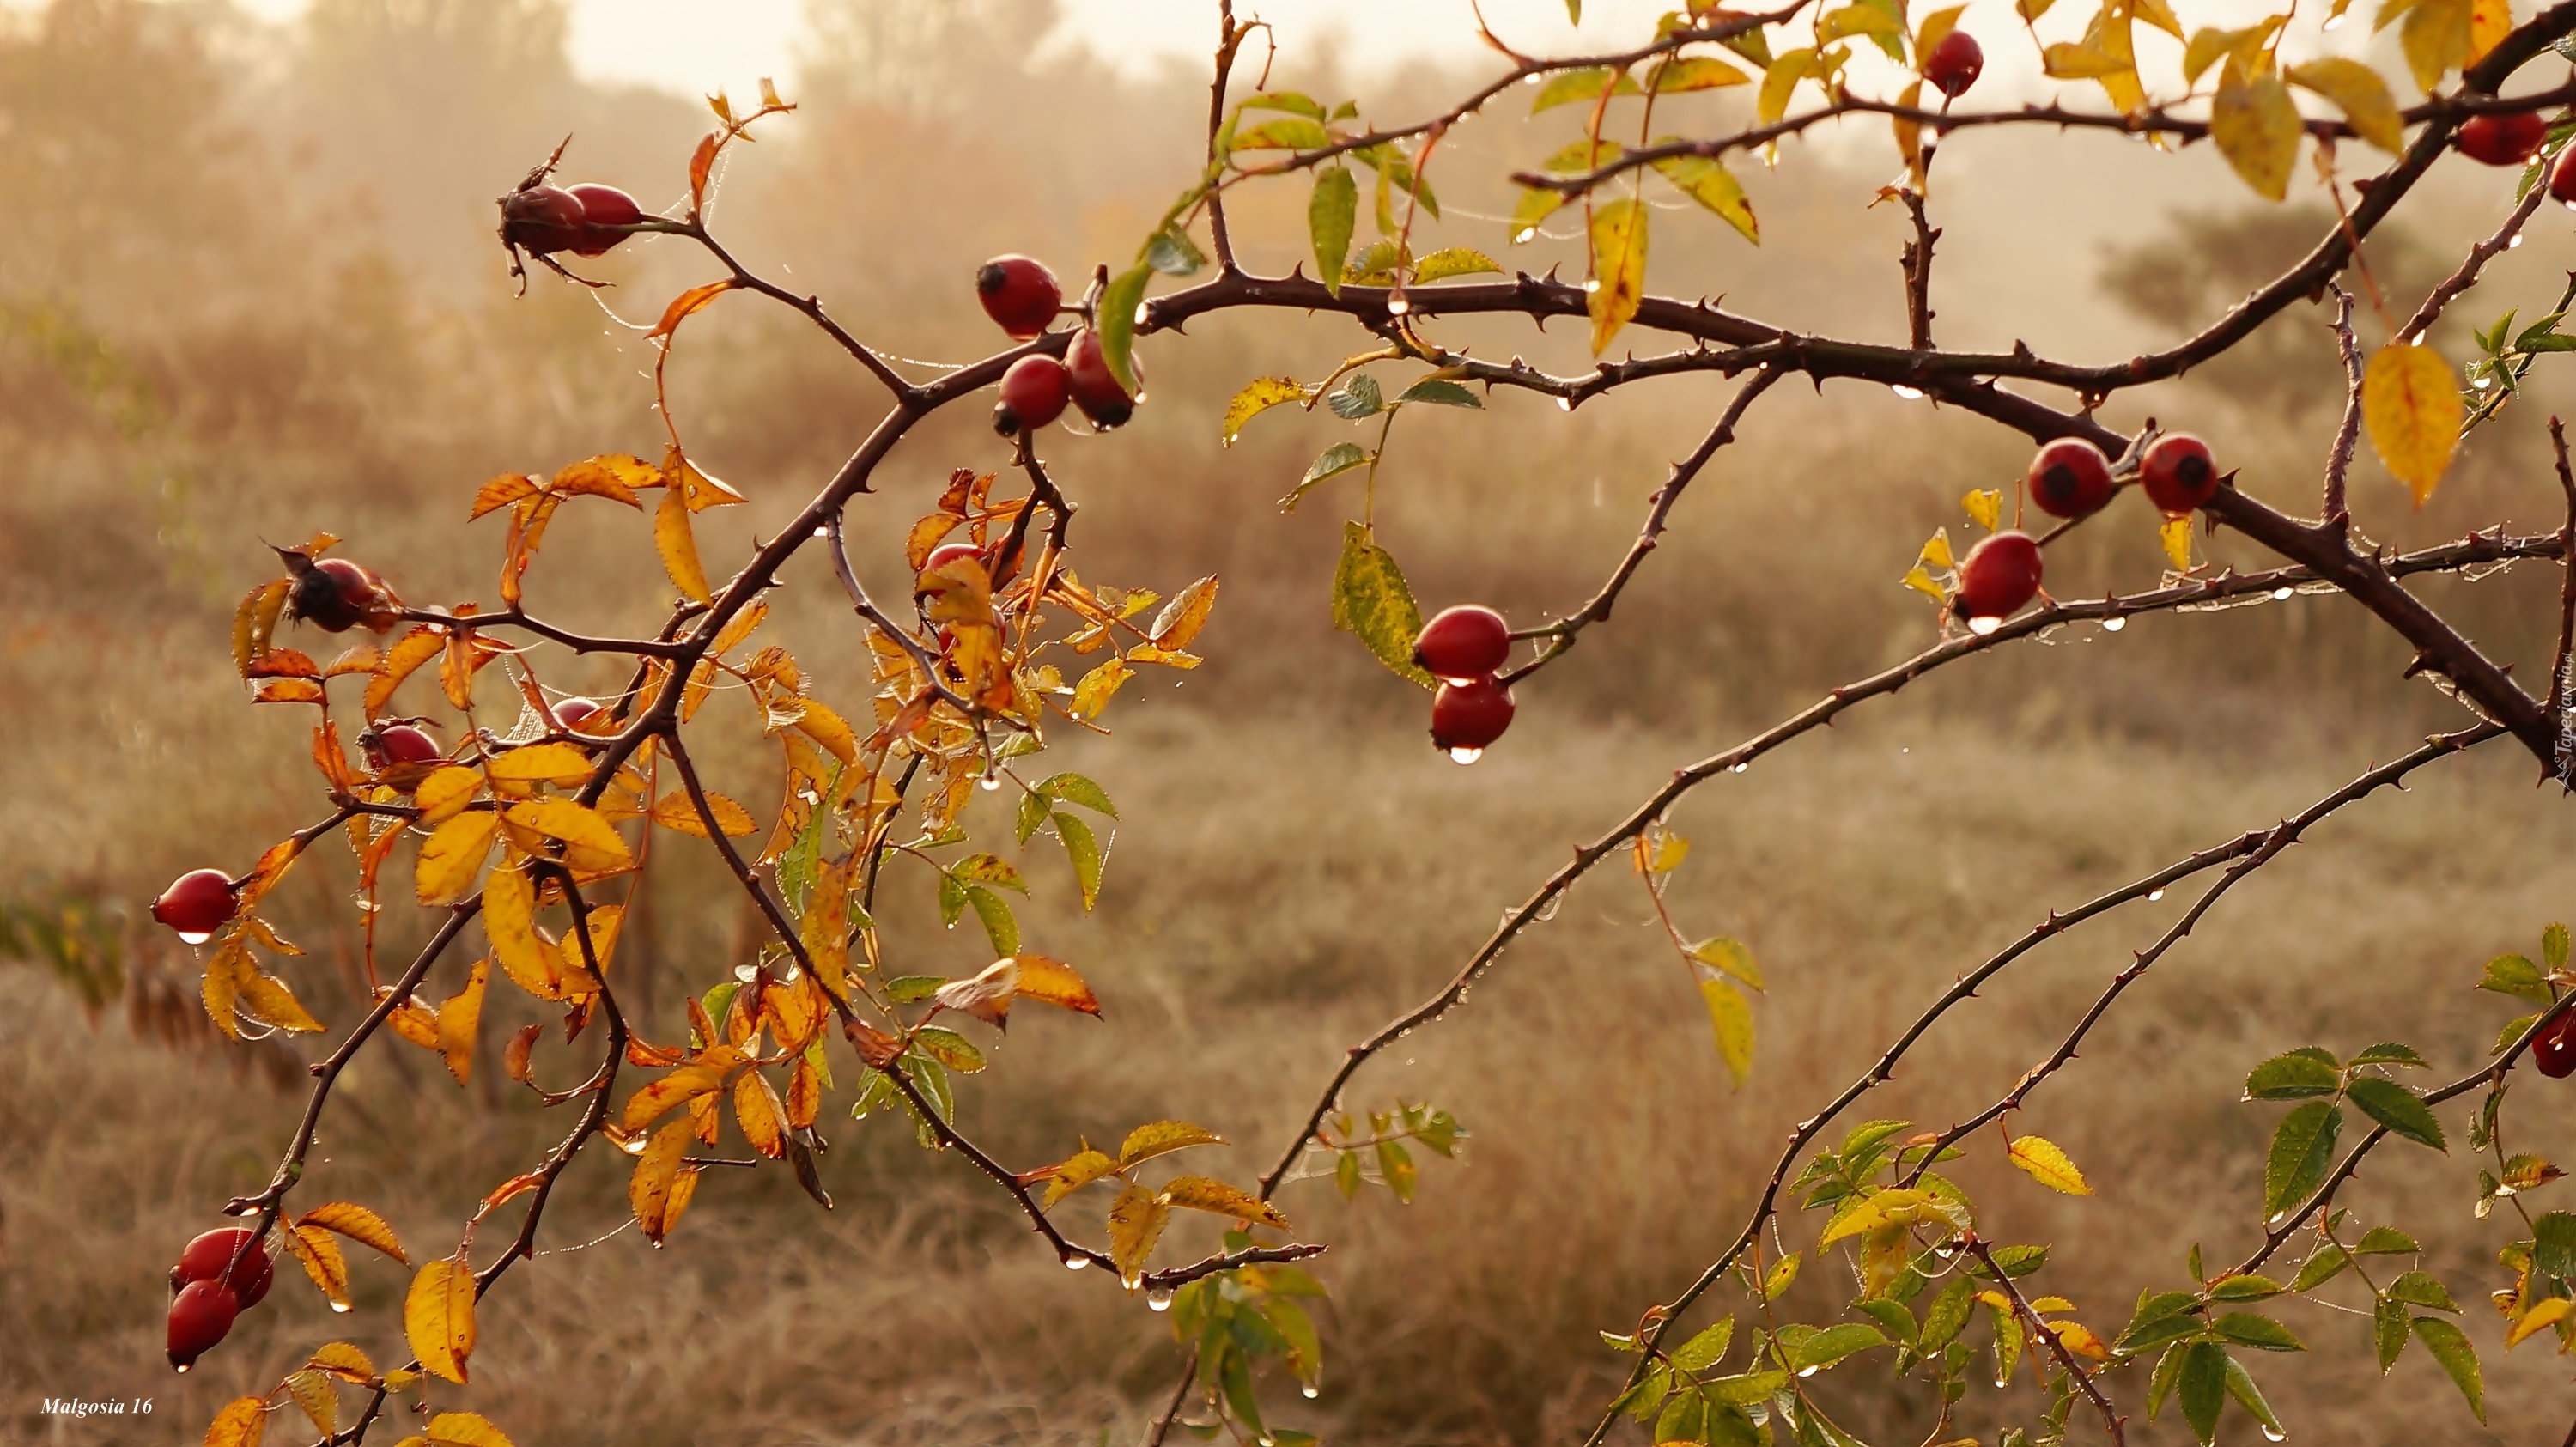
(2324, 285), (2365, 526)
(1899, 189), (1939, 353)
(1964, 1237), (2126, 1445)
(2552, 416), (2576, 785)
(2397, 183), (2549, 344)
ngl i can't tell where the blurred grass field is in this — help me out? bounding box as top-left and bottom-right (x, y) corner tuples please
(12, 2), (2576, 1444)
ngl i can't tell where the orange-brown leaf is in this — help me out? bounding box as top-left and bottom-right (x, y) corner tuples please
(550, 454), (654, 507)
(366, 625), (446, 717)
(1012, 954), (1103, 1017)
(630, 1118), (695, 1243)
(470, 473), (540, 520)
(734, 1068), (787, 1158)
(649, 280), (735, 341)
(438, 959), (489, 1085)
(204, 1395), (269, 1447)
(299, 1201), (410, 1264)
(283, 1223), (351, 1309)
(688, 131), (720, 208)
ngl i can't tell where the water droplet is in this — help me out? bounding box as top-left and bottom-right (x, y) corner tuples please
(1062, 1252), (1091, 1271)
(2512, 233), (2527, 249)
(331, 1301), (352, 1313)
(978, 775), (1002, 791)
(1556, 397), (1573, 411)
(1534, 895), (1562, 921)
(1387, 296), (1411, 316)
(1133, 303), (1151, 325)
(1889, 385), (1925, 400)
(1524, 73), (1545, 84)
(1796, 1366), (1820, 1378)
(1582, 278), (1601, 294)
(1730, 763), (1747, 774)
(2324, 9), (2346, 26)
(1147, 1287), (1175, 1311)
(1514, 227), (1537, 244)
(178, 929), (213, 945)
(2101, 616), (2126, 632)
(2148, 889), (2166, 902)
(1448, 746), (1485, 764)
(2272, 587), (2293, 600)
(1967, 614), (2003, 636)
(734, 963), (759, 983)
(813, 525), (830, 538)
(650, 1238), (665, 1249)
(1302, 1385), (1321, 1399)
(174, 1364), (190, 1375)
(2262, 1426), (2287, 1442)
(2475, 374), (2494, 389)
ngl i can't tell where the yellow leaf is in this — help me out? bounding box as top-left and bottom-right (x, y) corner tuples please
(1960, 489), (2001, 532)
(1587, 198), (1649, 356)
(238, 965), (325, 1034)
(734, 1069), (788, 1158)
(199, 938), (249, 1039)
(1042, 1148), (1121, 1207)
(365, 626), (445, 717)
(1013, 954), (1103, 1016)
(233, 580), (291, 676)
(654, 479), (713, 605)
(2007, 1134), (2096, 1195)
(1821, 1188), (1941, 1247)
(630, 1118), (695, 1243)
(481, 865), (563, 1000)
(1162, 1175), (1290, 1229)
(800, 854), (855, 1001)
(1071, 658), (1135, 720)
(2042, 41), (2130, 77)
(413, 766), (483, 825)
(1903, 564), (1944, 601)
(2397, 0), (2472, 93)
(204, 1395), (269, 1447)
(2212, 62), (2301, 201)
(2470, 0), (2511, 64)
(502, 798), (635, 875)
(423, 1412), (517, 1447)
(307, 1341), (376, 1381)
(1150, 576), (1221, 650)
(415, 812), (499, 904)
(1221, 377), (1309, 446)
(2508, 1295), (2574, 1347)
(794, 698), (860, 765)
(623, 1059), (733, 1129)
(2160, 515), (2195, 570)
(438, 960), (488, 1085)
(1118, 1120), (1224, 1168)
(283, 1369), (337, 1435)
(1107, 1180), (1170, 1286)
(299, 1201), (410, 1264)
(484, 742), (594, 788)
(2364, 342), (2462, 505)
(2056, 1321), (2111, 1360)
(283, 1224), (351, 1310)
(549, 453), (653, 507)
(650, 789), (757, 837)
(404, 1255), (477, 1383)
(2287, 58), (2404, 153)
(1650, 151), (1759, 245)
(1700, 977), (1755, 1088)
(1758, 46), (1813, 124)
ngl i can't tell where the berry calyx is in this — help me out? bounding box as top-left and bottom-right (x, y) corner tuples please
(167, 1280), (240, 1371)
(994, 355), (1072, 436)
(173, 1227), (274, 1309)
(281, 551), (401, 635)
(2026, 437), (2114, 519)
(566, 183), (644, 257)
(373, 724), (443, 767)
(1924, 29), (1984, 99)
(497, 184), (587, 258)
(551, 696), (604, 732)
(2458, 112), (2549, 167)
(1066, 328), (1138, 429)
(1431, 676), (1516, 761)
(2139, 433), (2220, 516)
(2537, 1014), (2576, 1079)
(1413, 605), (1513, 682)
(976, 255), (1062, 339)
(2550, 144), (2576, 204)
(1953, 531), (2043, 624)
(151, 869), (237, 942)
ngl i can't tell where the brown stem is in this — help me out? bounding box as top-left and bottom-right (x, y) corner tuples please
(2397, 183), (2549, 344)
(2553, 416), (2576, 783)
(1899, 188), (1939, 353)
(1963, 1237), (2126, 1446)
(2323, 286), (2364, 525)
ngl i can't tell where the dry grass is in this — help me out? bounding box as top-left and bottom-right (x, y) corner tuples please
(12, 3), (2576, 1444)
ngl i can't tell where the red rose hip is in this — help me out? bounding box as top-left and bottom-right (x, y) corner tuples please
(1953, 531), (2042, 625)
(1413, 605), (1513, 682)
(1924, 28), (1984, 99)
(2458, 112), (2549, 167)
(2026, 437), (2114, 519)
(566, 182), (644, 257)
(2538, 1015), (2576, 1079)
(2140, 433), (2219, 516)
(551, 696), (603, 731)
(498, 184), (587, 256)
(976, 255), (1062, 338)
(1431, 676), (1515, 761)
(2550, 144), (2576, 204)
(167, 1280), (239, 1371)
(151, 869), (236, 942)
(994, 355), (1072, 436)
(1066, 328), (1139, 429)
(373, 724), (443, 766)
(173, 1227), (274, 1309)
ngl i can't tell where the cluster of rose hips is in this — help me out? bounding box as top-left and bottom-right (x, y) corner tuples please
(1413, 605), (1517, 762)
(978, 256), (1140, 437)
(1952, 432), (2220, 626)
(2455, 110), (2576, 203)
(166, 1227), (273, 1371)
(497, 179), (647, 262)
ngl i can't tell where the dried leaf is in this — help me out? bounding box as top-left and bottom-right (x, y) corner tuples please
(654, 481), (713, 605)
(283, 1224), (351, 1309)
(502, 798), (635, 876)
(1222, 377), (1309, 446)
(1013, 954), (1103, 1016)
(1163, 1175), (1290, 1228)
(438, 960), (489, 1084)
(1587, 198), (1649, 354)
(735, 1068), (788, 1158)
(404, 1255), (477, 1383)
(650, 789), (756, 837)
(299, 1201), (410, 1264)
(1107, 1181), (1170, 1286)
(1118, 1120), (1223, 1169)
(204, 1396), (269, 1447)
(650, 280), (735, 341)
(630, 1119), (695, 1243)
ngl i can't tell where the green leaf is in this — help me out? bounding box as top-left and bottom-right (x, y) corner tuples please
(2113, 1291), (2206, 1357)
(2355, 1225), (2421, 1255)
(2207, 1274), (2282, 1302)
(2223, 1355), (2286, 1442)
(1653, 1391), (1706, 1447)
(1330, 522), (1434, 688)
(2498, 1012), (2543, 1056)
(2480, 952), (2554, 1005)
(884, 974), (944, 1005)
(1239, 90), (1325, 120)
(2410, 1316), (2485, 1421)
(1855, 1297), (1917, 1346)
(2374, 1293), (2409, 1373)
(1376, 1138), (1417, 1203)
(1606, 1367), (1669, 1421)
(1981, 1243), (2049, 1278)
(1672, 1317), (1735, 1372)
(2548, 923), (2570, 972)
(1326, 374), (1383, 419)
(2178, 1342), (2229, 1444)
(1053, 812), (1105, 910)
(1145, 224), (1206, 277)
(2347, 1076), (2446, 1151)
(1283, 442), (1370, 514)
(1394, 378), (1481, 409)
(1342, 237), (1406, 287)
(1408, 246), (1501, 284)
(950, 853), (1026, 893)
(2263, 1100), (2342, 1217)
(2148, 1341), (2188, 1417)
(1015, 787), (1050, 844)
(963, 885), (1018, 958)
(1036, 772), (1115, 817)
(1919, 1276), (1976, 1353)
(2209, 1312), (2303, 1352)
(2348, 1042), (2428, 1068)
(1096, 264), (1151, 396)
(2289, 1243), (2351, 1292)
(935, 872), (969, 927)
(2245, 1051), (2342, 1099)
(1649, 153), (1759, 245)
(2531, 1211), (2576, 1277)
(1232, 116), (1329, 150)
(1786, 1322), (1888, 1372)
(1706, 1370), (1788, 1407)
(1531, 65), (1641, 113)
(2387, 1270), (2460, 1312)
(1334, 1149), (1361, 1198)
(910, 1024), (987, 1073)
(1309, 167), (1358, 297)
(1763, 1252), (1801, 1301)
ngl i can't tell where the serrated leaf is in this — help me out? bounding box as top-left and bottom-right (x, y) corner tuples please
(2210, 1311), (2303, 1351)
(2245, 1050), (2344, 1099)
(1672, 1317), (1736, 1372)
(204, 1397), (268, 1447)
(299, 1201), (408, 1264)
(1410, 246), (1502, 283)
(2507, 1295), (2574, 1347)
(1650, 153), (1759, 245)
(1108, 1180), (1170, 1286)
(2364, 343), (2462, 506)
(2007, 1134), (2093, 1195)
(1222, 377), (1309, 446)
(415, 812), (499, 905)
(2387, 1269), (2460, 1311)
(2531, 1211), (2576, 1276)
(1119, 1120), (1223, 1168)
(1587, 198), (1649, 355)
(2212, 64), (2301, 201)
(1309, 167), (1358, 297)
(1395, 377), (1481, 409)
(1788, 1322), (1889, 1372)
(2349, 1042), (2429, 1068)
(2348, 1076), (2445, 1150)
(1163, 1175), (1290, 1228)
(2411, 1316), (2484, 1420)
(1531, 65), (1641, 113)
(1700, 977), (1755, 1089)
(654, 483), (712, 605)
(1331, 522), (1435, 687)
(1097, 264), (1151, 397)
(405, 1255), (477, 1383)
(2178, 1341), (2228, 1444)
(2287, 57), (2403, 152)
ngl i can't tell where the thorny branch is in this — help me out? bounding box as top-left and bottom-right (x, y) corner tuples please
(1964, 1237), (2126, 1447)
(2323, 286), (2365, 525)
(2553, 417), (2576, 781)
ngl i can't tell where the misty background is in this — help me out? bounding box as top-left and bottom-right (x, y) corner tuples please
(9, 1), (2576, 1443)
